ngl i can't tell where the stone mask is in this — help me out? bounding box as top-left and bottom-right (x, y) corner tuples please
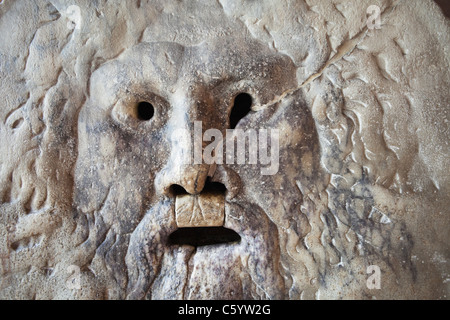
(75, 38), (319, 299)
(0, 0), (448, 300)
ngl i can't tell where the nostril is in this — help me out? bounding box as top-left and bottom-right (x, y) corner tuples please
(203, 177), (227, 194)
(169, 178), (227, 196)
(170, 184), (188, 196)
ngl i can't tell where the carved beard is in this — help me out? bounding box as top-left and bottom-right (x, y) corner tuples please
(123, 196), (285, 300)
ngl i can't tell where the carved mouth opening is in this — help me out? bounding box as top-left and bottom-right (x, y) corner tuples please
(168, 227), (241, 247)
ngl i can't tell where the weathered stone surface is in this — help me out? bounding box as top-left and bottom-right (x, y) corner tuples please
(0, 0), (449, 300)
(175, 193), (225, 227)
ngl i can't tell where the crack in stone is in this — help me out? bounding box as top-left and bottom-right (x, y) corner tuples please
(253, 0), (405, 113)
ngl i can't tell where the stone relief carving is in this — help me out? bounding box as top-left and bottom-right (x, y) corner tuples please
(0, 0), (448, 299)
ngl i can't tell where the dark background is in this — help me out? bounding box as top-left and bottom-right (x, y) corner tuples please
(434, 0), (450, 18)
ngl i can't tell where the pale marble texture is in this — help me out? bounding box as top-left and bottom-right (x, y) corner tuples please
(0, 0), (448, 299)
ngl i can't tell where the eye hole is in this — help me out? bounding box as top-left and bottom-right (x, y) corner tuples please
(229, 93), (252, 129)
(136, 101), (154, 121)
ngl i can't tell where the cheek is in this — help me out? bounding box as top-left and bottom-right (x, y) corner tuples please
(277, 102), (319, 160)
(100, 125), (168, 188)
(75, 109), (169, 212)
(277, 119), (305, 149)
(251, 103), (320, 186)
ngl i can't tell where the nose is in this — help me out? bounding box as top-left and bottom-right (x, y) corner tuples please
(163, 164), (211, 196)
(154, 118), (211, 195)
(154, 89), (219, 196)
(154, 91), (241, 243)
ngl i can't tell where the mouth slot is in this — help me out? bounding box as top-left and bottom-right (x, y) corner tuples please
(168, 227), (241, 247)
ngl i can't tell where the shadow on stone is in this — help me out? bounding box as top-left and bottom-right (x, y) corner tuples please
(168, 227), (241, 247)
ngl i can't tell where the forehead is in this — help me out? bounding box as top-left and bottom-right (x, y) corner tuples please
(94, 37), (296, 96)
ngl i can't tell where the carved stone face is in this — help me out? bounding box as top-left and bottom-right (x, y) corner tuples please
(74, 37), (320, 299)
(2, 0), (448, 301)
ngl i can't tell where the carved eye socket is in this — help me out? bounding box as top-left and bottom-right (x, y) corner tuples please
(229, 93), (252, 129)
(136, 101), (154, 121)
